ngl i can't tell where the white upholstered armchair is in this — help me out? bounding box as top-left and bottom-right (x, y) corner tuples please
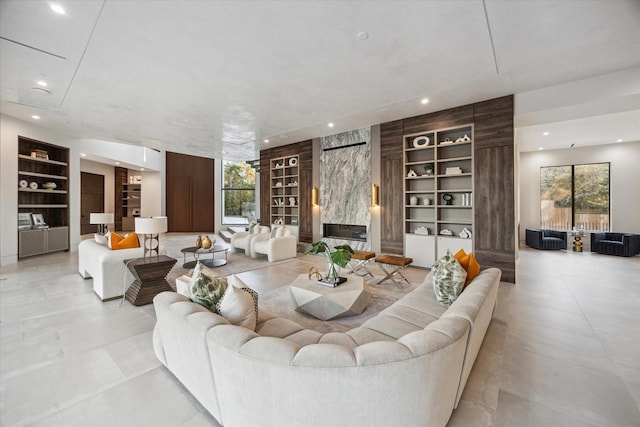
(250, 226), (297, 262)
(230, 225), (270, 255)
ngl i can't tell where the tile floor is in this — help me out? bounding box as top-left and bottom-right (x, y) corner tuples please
(1, 235), (639, 427)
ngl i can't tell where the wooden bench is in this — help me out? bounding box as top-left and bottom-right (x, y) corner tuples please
(346, 250), (376, 277)
(375, 255), (413, 289)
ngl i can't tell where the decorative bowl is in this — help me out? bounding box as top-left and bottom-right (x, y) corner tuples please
(43, 182), (57, 190)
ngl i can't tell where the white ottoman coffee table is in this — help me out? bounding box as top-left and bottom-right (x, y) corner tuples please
(289, 274), (371, 320)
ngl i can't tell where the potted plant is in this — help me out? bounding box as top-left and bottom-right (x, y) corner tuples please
(305, 241), (354, 285)
(424, 163), (434, 175)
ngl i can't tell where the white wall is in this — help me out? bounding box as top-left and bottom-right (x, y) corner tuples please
(519, 140), (640, 243)
(0, 114), (165, 265)
(141, 170), (162, 217)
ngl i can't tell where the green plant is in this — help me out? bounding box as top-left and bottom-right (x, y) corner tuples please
(305, 241), (354, 282)
(305, 241), (354, 267)
(424, 163), (434, 173)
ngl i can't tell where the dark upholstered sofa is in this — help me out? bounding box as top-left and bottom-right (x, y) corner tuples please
(591, 232), (640, 257)
(525, 229), (567, 250)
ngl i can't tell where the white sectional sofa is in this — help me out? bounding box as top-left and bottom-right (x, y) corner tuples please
(78, 238), (165, 301)
(153, 267), (501, 427)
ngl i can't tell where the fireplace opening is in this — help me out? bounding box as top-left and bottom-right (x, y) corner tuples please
(323, 224), (367, 242)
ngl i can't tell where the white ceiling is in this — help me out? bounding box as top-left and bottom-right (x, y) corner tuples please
(1, 0), (639, 161)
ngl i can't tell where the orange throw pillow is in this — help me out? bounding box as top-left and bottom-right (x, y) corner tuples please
(454, 249), (481, 288)
(109, 232), (140, 250)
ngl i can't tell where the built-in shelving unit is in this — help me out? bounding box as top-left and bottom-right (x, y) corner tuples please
(17, 137), (69, 258)
(122, 182), (141, 230)
(404, 125), (473, 267)
(270, 155), (299, 226)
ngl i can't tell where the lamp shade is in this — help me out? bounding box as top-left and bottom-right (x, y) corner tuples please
(90, 213), (114, 224)
(135, 216), (168, 234)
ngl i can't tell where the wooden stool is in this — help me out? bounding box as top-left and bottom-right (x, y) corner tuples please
(375, 255), (413, 289)
(346, 250), (376, 277)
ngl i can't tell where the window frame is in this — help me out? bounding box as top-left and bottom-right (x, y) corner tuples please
(221, 160), (256, 226)
(539, 162), (610, 232)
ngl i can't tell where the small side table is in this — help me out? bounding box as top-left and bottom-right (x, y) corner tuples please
(181, 245), (229, 269)
(124, 255), (177, 306)
(573, 235), (584, 252)
(571, 230), (585, 252)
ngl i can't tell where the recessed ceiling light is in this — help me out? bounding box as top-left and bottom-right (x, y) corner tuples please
(356, 32), (369, 40)
(115, 162), (120, 165)
(31, 115), (40, 120)
(328, 122), (334, 128)
(36, 80), (48, 87)
(538, 147), (544, 150)
(264, 139), (269, 143)
(140, 168), (145, 171)
(31, 87), (51, 95)
(421, 98), (429, 105)
(80, 153), (87, 157)
(543, 132), (549, 136)
(616, 139), (623, 142)
(50, 4), (66, 14)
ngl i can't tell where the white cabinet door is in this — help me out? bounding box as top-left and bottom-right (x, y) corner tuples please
(436, 236), (472, 258)
(405, 234), (436, 268)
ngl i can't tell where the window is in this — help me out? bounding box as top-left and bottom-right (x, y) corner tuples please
(540, 163), (609, 231)
(222, 161), (256, 225)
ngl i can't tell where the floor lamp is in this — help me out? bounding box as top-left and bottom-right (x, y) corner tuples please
(90, 213), (114, 235)
(135, 216), (167, 260)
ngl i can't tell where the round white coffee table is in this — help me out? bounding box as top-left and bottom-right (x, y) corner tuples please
(289, 274), (371, 320)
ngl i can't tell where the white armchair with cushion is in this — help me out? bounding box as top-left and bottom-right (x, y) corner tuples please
(250, 226), (297, 262)
(230, 225), (270, 255)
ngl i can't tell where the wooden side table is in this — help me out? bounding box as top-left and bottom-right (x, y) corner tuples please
(124, 255), (177, 306)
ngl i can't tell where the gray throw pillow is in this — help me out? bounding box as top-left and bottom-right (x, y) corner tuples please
(431, 249), (467, 308)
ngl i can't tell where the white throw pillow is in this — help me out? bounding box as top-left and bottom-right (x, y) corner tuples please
(216, 279), (257, 330)
(94, 233), (108, 246)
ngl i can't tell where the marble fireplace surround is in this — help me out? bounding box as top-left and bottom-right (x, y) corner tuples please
(323, 223), (367, 242)
(320, 128), (371, 250)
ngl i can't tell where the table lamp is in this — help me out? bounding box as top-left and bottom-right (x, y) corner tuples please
(90, 213), (114, 235)
(135, 216), (168, 260)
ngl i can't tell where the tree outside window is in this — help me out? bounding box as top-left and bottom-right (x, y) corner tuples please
(222, 161), (256, 225)
(540, 163), (609, 231)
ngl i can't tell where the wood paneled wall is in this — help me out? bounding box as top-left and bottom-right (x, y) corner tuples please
(380, 120), (404, 255)
(380, 95), (516, 282)
(260, 140), (313, 243)
(166, 152), (214, 232)
(114, 166), (127, 231)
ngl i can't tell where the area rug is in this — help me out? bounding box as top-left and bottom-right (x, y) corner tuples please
(259, 276), (420, 334)
(165, 251), (293, 288)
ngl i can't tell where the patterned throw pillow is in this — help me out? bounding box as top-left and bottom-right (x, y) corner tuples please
(215, 279), (258, 331)
(431, 249), (467, 307)
(270, 226), (281, 239)
(229, 275), (258, 318)
(248, 223), (256, 234)
(188, 262), (228, 313)
(454, 249), (481, 288)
